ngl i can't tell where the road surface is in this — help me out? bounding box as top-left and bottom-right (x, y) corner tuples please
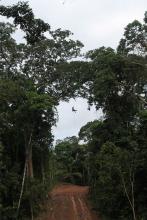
(37, 184), (100, 220)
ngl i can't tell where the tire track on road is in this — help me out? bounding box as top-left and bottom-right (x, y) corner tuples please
(36, 184), (100, 220)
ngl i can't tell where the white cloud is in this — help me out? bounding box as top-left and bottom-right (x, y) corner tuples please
(2, 0), (146, 50)
(52, 98), (103, 140)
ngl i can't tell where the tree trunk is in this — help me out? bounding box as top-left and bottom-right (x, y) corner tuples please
(25, 132), (34, 220)
(130, 173), (137, 220)
(26, 145), (34, 178)
(41, 156), (45, 184)
(16, 132), (33, 218)
(16, 160), (27, 219)
(121, 173), (137, 220)
(26, 132), (33, 178)
(30, 199), (34, 220)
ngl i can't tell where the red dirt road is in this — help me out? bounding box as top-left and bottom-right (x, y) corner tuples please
(37, 184), (100, 220)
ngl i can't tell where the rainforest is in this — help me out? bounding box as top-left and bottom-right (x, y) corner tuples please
(0, 2), (147, 220)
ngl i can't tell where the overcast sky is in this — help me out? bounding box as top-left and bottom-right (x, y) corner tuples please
(1, 0), (147, 141)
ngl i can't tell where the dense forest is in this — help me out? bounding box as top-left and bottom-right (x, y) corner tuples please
(0, 1), (147, 220)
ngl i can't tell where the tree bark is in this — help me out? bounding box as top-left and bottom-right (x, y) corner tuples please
(16, 131), (33, 218)
(41, 156), (45, 184)
(130, 172), (137, 220)
(121, 173), (137, 220)
(26, 145), (33, 178)
(25, 132), (34, 220)
(16, 160), (27, 219)
(26, 132), (33, 178)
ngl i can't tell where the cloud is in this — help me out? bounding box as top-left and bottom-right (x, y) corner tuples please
(3, 0), (146, 50)
(52, 98), (102, 140)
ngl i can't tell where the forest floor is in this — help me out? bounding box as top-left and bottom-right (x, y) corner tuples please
(37, 183), (100, 220)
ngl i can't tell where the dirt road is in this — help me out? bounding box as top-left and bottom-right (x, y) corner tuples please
(37, 184), (100, 220)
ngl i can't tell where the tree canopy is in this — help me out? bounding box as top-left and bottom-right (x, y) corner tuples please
(0, 2), (147, 220)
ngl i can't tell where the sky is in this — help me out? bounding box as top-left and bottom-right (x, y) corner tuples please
(1, 0), (147, 141)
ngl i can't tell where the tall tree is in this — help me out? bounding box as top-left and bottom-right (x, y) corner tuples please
(117, 11), (147, 55)
(0, 2), (84, 219)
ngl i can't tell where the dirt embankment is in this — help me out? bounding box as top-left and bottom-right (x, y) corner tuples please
(37, 184), (100, 220)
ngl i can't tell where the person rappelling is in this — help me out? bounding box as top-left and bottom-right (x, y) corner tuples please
(72, 106), (77, 113)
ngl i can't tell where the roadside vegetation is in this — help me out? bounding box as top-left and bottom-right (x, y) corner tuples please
(0, 2), (147, 220)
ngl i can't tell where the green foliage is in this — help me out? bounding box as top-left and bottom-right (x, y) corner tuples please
(77, 14), (147, 219)
(0, 78), (56, 219)
(55, 137), (84, 184)
(86, 47), (146, 124)
(0, 1), (83, 219)
(0, 2), (50, 44)
(117, 12), (147, 55)
(0, 1), (147, 220)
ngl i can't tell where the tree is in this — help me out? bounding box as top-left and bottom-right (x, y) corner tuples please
(117, 12), (147, 55)
(0, 78), (56, 219)
(0, 2), (83, 99)
(86, 47), (146, 125)
(77, 12), (147, 220)
(92, 142), (140, 220)
(0, 2), (84, 219)
(55, 136), (91, 185)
